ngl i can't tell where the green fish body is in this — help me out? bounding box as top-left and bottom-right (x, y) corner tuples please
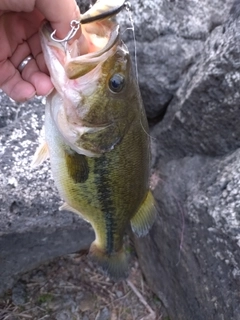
(36, 5), (156, 278)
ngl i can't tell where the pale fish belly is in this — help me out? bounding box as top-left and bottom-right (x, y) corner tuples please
(44, 92), (87, 210)
(44, 91), (102, 221)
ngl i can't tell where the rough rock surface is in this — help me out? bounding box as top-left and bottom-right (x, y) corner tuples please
(135, 152), (240, 320)
(1, 0), (240, 319)
(0, 95), (94, 295)
(133, 1), (240, 319)
(117, 0), (235, 119)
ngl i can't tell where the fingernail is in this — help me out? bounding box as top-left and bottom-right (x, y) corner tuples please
(35, 87), (54, 98)
(20, 91), (36, 102)
(46, 87), (54, 96)
(28, 91), (37, 100)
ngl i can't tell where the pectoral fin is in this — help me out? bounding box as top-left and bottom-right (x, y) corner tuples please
(130, 191), (157, 237)
(31, 141), (49, 168)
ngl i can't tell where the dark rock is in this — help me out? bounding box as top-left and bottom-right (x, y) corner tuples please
(1, 1), (240, 319)
(152, 10), (240, 159)
(12, 281), (27, 306)
(135, 152), (240, 320)
(134, 2), (240, 319)
(117, 0), (235, 119)
(95, 307), (110, 320)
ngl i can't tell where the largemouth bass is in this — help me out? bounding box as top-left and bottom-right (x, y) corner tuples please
(34, 2), (156, 279)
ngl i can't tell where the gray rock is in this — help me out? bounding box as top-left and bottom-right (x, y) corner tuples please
(0, 93), (94, 296)
(1, 1), (240, 319)
(135, 151), (240, 320)
(152, 9), (240, 159)
(117, 0), (235, 119)
(134, 1), (240, 319)
(55, 310), (72, 320)
(95, 307), (110, 320)
(11, 281), (27, 306)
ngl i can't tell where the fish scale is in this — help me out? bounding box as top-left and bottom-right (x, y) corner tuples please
(34, 0), (157, 279)
(94, 154), (115, 255)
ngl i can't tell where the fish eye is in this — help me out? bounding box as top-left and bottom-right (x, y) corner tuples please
(108, 73), (125, 93)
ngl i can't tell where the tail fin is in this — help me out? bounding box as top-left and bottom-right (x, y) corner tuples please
(89, 241), (129, 280)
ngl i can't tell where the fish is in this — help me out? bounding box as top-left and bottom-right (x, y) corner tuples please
(33, 1), (157, 279)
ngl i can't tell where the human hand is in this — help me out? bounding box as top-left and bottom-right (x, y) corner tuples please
(0, 0), (81, 102)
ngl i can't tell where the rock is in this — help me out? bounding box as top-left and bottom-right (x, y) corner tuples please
(55, 310), (72, 320)
(11, 281), (27, 306)
(95, 307), (110, 320)
(135, 152), (240, 320)
(134, 1), (240, 319)
(0, 93), (94, 296)
(1, 0), (240, 319)
(152, 8), (240, 159)
(79, 293), (95, 312)
(116, 290), (123, 298)
(117, 0), (235, 119)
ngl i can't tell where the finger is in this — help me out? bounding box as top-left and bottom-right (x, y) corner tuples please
(0, 0), (80, 37)
(27, 32), (48, 74)
(35, 0), (81, 39)
(1, 11), (43, 52)
(9, 41), (31, 69)
(21, 59), (53, 96)
(0, 59), (36, 101)
(8, 37), (52, 96)
(0, 0), (35, 12)
(10, 31), (48, 74)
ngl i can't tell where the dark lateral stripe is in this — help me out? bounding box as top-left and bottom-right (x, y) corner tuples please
(65, 150), (89, 183)
(94, 155), (114, 255)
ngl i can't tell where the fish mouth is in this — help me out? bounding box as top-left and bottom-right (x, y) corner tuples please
(40, 12), (122, 157)
(40, 18), (120, 80)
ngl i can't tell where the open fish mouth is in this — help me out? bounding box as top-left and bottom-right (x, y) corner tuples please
(39, 2), (127, 157)
(40, 3), (123, 80)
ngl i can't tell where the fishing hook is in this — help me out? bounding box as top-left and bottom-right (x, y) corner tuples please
(50, 1), (130, 44)
(50, 20), (81, 43)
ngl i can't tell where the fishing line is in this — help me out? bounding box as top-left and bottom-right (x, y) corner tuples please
(140, 119), (157, 141)
(124, 3), (156, 141)
(125, 2), (138, 84)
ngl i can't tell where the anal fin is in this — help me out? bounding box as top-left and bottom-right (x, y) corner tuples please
(31, 141), (49, 168)
(130, 191), (157, 237)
